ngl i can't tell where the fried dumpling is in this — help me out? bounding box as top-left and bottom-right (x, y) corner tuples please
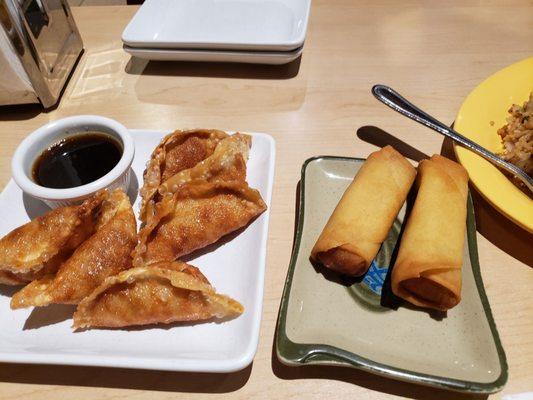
(140, 129), (229, 222)
(72, 261), (244, 329)
(0, 192), (105, 285)
(157, 133), (251, 196)
(133, 179), (266, 267)
(11, 189), (136, 308)
(142, 133), (251, 225)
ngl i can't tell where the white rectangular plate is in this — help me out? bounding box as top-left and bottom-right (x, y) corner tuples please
(0, 129), (275, 373)
(123, 45), (303, 65)
(122, 0), (311, 51)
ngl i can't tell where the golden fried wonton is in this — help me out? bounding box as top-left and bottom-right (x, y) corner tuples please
(72, 261), (244, 329)
(140, 129), (229, 222)
(0, 192), (105, 285)
(141, 133), (252, 224)
(133, 179), (266, 267)
(11, 189), (136, 308)
(157, 133), (251, 195)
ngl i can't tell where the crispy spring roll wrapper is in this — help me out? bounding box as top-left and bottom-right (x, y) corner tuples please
(0, 192), (105, 285)
(72, 261), (244, 329)
(311, 146), (416, 276)
(140, 129), (229, 222)
(133, 180), (266, 267)
(391, 155), (469, 311)
(11, 189), (137, 308)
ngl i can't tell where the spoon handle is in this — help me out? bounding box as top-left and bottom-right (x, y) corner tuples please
(371, 84), (532, 193)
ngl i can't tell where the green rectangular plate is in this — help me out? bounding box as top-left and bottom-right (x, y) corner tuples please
(275, 156), (507, 394)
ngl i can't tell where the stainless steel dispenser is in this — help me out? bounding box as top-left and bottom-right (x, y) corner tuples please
(0, 0), (83, 108)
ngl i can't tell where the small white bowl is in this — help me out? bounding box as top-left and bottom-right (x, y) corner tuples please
(12, 115), (134, 209)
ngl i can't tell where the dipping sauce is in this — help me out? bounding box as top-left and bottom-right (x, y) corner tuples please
(32, 133), (123, 189)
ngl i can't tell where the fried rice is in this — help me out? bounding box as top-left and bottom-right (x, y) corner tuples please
(497, 93), (532, 190)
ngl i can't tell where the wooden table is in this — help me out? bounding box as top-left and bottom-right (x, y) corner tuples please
(0, 2), (531, 399)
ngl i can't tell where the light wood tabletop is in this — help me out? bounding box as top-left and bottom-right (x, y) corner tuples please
(0, 2), (531, 399)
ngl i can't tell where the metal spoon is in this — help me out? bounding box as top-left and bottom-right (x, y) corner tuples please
(372, 84), (533, 193)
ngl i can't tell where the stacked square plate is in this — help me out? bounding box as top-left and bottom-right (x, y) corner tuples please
(122, 0), (311, 65)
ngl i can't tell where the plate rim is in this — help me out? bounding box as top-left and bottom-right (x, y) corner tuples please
(453, 56), (533, 233)
(122, 44), (304, 56)
(275, 155), (508, 394)
(0, 128), (276, 373)
(122, 45), (303, 64)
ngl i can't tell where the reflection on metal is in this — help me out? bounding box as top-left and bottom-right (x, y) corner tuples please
(0, 0), (83, 107)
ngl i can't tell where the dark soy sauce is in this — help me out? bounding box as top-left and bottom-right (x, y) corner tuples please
(32, 133), (123, 189)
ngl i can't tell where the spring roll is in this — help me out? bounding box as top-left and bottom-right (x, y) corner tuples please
(311, 146), (416, 276)
(391, 154), (468, 311)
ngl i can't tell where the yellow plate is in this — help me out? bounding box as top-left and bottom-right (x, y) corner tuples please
(454, 57), (533, 233)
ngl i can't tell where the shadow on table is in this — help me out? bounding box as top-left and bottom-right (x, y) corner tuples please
(0, 103), (43, 121)
(124, 56), (302, 80)
(356, 126), (428, 162)
(125, 55), (306, 109)
(271, 350), (487, 400)
(0, 362), (252, 393)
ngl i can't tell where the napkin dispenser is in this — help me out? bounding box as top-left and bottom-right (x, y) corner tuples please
(0, 0), (82, 108)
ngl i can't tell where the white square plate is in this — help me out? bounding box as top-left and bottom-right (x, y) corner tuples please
(0, 129), (275, 373)
(122, 0), (311, 51)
